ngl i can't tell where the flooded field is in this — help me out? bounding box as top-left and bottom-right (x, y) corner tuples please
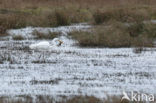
(0, 24), (156, 102)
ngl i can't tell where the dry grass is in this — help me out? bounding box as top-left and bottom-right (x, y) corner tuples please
(0, 0), (156, 47)
(54, 10), (71, 26)
(93, 7), (151, 24)
(0, 52), (15, 64)
(69, 21), (154, 47)
(0, 0), (155, 31)
(0, 7), (92, 34)
(12, 35), (25, 40)
(32, 30), (60, 39)
(0, 0), (156, 9)
(0, 95), (147, 103)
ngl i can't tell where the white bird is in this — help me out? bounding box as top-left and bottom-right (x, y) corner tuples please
(29, 41), (50, 50)
(29, 38), (63, 50)
(121, 91), (130, 102)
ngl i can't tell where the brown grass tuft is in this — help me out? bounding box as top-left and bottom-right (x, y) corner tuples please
(69, 21), (154, 47)
(93, 7), (150, 24)
(32, 30), (60, 39)
(54, 10), (71, 26)
(12, 35), (24, 40)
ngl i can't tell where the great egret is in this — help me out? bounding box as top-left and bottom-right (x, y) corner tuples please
(29, 38), (63, 50)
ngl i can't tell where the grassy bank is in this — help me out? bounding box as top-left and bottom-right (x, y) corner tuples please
(69, 21), (155, 47)
(0, 0), (156, 47)
(0, 0), (156, 30)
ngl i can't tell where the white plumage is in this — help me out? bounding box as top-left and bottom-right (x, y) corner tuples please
(29, 38), (63, 50)
(29, 41), (50, 50)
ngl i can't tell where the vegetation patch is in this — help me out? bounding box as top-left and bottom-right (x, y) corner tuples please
(69, 21), (155, 47)
(0, 95), (147, 103)
(93, 7), (150, 24)
(54, 10), (71, 26)
(32, 30), (60, 39)
(12, 35), (25, 40)
(30, 78), (61, 85)
(0, 0), (156, 48)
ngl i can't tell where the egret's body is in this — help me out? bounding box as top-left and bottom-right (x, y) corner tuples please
(29, 41), (50, 50)
(29, 38), (63, 50)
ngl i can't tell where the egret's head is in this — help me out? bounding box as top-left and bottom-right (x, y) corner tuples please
(53, 38), (63, 46)
(57, 40), (63, 46)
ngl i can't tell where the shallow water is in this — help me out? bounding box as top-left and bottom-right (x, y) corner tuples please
(0, 24), (156, 99)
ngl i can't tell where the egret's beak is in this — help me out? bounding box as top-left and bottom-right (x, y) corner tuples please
(58, 40), (63, 46)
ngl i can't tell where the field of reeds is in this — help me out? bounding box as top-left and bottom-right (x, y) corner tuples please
(0, 0), (156, 47)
